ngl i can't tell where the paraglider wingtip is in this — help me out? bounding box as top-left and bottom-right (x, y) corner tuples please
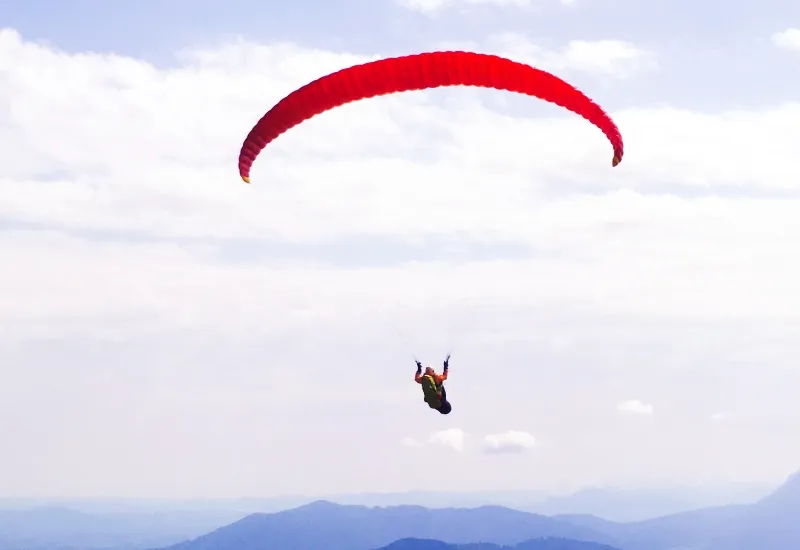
(241, 176), (250, 184)
(612, 155), (621, 167)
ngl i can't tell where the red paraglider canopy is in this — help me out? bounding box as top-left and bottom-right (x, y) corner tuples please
(238, 50), (624, 183)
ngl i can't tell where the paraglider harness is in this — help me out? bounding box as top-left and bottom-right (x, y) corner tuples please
(421, 374), (443, 409)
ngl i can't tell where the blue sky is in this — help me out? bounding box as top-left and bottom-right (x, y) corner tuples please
(1, 0), (800, 500)
(4, 0), (799, 109)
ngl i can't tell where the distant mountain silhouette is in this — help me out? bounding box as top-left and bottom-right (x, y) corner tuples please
(3, 471), (797, 550)
(549, 515), (627, 539)
(377, 537), (621, 550)
(155, 470), (800, 550)
(315, 484), (772, 522)
(158, 500), (615, 550)
(578, 469), (800, 550)
(0, 506), (244, 550)
(702, 470), (800, 550)
(522, 483), (769, 522)
(755, 469), (800, 510)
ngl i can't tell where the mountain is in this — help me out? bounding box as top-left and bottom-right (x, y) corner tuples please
(549, 516), (626, 539)
(0, 506), (246, 550)
(299, 484), (770, 522)
(156, 471), (800, 550)
(520, 483), (770, 522)
(0, 496), (313, 516)
(0, 480), (770, 548)
(577, 469), (800, 550)
(377, 538), (621, 550)
(703, 470), (800, 550)
(323, 491), (550, 512)
(2, 472), (796, 550)
(158, 500), (616, 550)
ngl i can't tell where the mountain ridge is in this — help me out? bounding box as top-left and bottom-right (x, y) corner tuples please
(159, 500), (615, 550)
(155, 469), (800, 550)
(375, 537), (622, 550)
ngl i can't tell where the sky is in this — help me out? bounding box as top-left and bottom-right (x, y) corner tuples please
(2, 0), (800, 500)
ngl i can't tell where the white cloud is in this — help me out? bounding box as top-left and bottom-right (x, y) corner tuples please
(397, 0), (540, 15)
(482, 430), (536, 453)
(429, 429), (467, 451)
(435, 33), (655, 79)
(617, 400), (654, 415)
(406, 430), (537, 454)
(477, 33), (657, 78)
(711, 412), (727, 421)
(1, 30), (799, 339)
(555, 39), (656, 78)
(772, 28), (800, 51)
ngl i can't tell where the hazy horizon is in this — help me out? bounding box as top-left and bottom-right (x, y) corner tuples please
(0, 478), (780, 525)
(0, 470), (783, 514)
(3, 0), (800, 499)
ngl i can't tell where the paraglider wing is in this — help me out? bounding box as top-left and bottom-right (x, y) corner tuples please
(238, 50), (624, 183)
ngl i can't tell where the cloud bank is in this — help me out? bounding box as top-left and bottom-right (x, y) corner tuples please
(403, 429), (537, 454)
(772, 28), (800, 51)
(482, 430), (537, 453)
(617, 400), (654, 415)
(397, 0), (543, 15)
